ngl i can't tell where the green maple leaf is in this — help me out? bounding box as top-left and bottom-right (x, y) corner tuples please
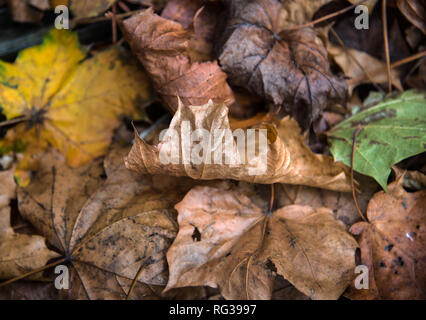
(327, 90), (426, 191)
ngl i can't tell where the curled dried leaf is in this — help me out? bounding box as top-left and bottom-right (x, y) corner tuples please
(125, 100), (351, 191)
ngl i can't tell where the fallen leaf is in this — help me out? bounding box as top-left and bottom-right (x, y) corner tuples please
(347, 176), (426, 299)
(165, 184), (358, 299)
(0, 281), (64, 300)
(6, 0), (50, 23)
(70, 0), (115, 18)
(161, 0), (223, 61)
(327, 43), (403, 95)
(120, 8), (235, 113)
(348, 0), (378, 13)
(396, 0), (425, 34)
(0, 168), (59, 281)
(0, 29), (152, 185)
(327, 90), (426, 191)
(125, 100), (351, 192)
(216, 0), (347, 130)
(17, 147), (181, 299)
(278, 0), (333, 28)
(275, 175), (378, 227)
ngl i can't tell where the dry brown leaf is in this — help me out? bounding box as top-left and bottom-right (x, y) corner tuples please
(216, 0), (347, 130)
(165, 184), (358, 300)
(161, 0), (223, 62)
(125, 100), (351, 192)
(327, 43), (403, 95)
(347, 176), (426, 299)
(70, 0), (115, 18)
(0, 169), (59, 281)
(397, 0), (426, 34)
(6, 0), (50, 23)
(276, 174), (378, 227)
(278, 0), (333, 29)
(17, 147), (182, 299)
(120, 8), (235, 113)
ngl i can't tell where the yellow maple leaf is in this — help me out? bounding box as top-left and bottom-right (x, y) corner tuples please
(0, 29), (152, 185)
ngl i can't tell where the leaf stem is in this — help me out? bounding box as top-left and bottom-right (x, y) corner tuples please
(0, 115), (30, 128)
(126, 263), (147, 300)
(0, 257), (66, 288)
(351, 125), (367, 222)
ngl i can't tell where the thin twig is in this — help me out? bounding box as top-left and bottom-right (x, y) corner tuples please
(126, 263), (147, 300)
(72, 9), (143, 28)
(112, 2), (117, 43)
(0, 257), (66, 288)
(0, 116), (30, 128)
(281, 0), (367, 31)
(382, 0), (392, 92)
(351, 125), (367, 222)
(269, 184), (275, 213)
(118, 1), (130, 12)
(391, 51), (426, 69)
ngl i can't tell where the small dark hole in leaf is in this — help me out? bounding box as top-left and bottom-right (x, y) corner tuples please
(192, 226), (201, 242)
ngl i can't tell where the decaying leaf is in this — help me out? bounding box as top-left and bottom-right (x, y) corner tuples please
(161, 0), (223, 61)
(120, 8), (235, 114)
(276, 175), (378, 227)
(216, 0), (347, 130)
(70, 0), (115, 18)
(6, 0), (50, 23)
(397, 0), (426, 34)
(278, 0), (333, 28)
(0, 169), (59, 280)
(0, 29), (151, 185)
(348, 0), (378, 13)
(125, 100), (351, 192)
(17, 148), (181, 299)
(327, 43), (403, 95)
(328, 90), (426, 191)
(165, 184), (358, 300)
(348, 176), (426, 299)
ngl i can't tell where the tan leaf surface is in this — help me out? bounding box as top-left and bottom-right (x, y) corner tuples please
(120, 8), (235, 113)
(125, 100), (351, 191)
(17, 147), (183, 299)
(327, 43), (403, 95)
(70, 0), (115, 18)
(165, 184), (358, 299)
(278, 0), (333, 29)
(0, 169), (59, 280)
(347, 176), (426, 299)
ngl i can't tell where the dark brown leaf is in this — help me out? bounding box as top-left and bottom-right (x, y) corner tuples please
(216, 0), (347, 130)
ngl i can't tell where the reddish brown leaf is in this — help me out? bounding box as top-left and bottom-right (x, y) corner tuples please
(347, 176), (426, 299)
(120, 8), (235, 113)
